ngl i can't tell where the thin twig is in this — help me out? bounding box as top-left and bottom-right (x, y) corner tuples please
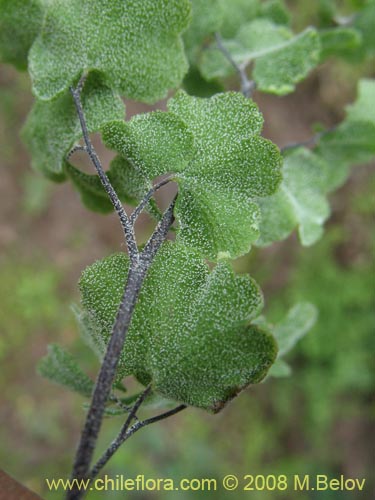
(89, 386), (152, 479)
(89, 399), (186, 480)
(130, 177), (173, 225)
(69, 83), (139, 265)
(215, 32), (255, 98)
(108, 393), (138, 419)
(67, 201), (176, 499)
(66, 145), (87, 160)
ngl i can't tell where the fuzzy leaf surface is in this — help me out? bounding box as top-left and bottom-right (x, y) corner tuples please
(346, 79), (375, 125)
(103, 91), (282, 260)
(257, 148), (331, 246)
(0, 0), (45, 69)
(201, 20), (320, 94)
(64, 156), (161, 218)
(79, 242), (277, 411)
(22, 73), (124, 177)
(28, 0), (191, 102)
(38, 344), (94, 397)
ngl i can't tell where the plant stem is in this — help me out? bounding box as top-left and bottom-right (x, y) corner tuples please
(215, 32), (255, 98)
(130, 176), (173, 225)
(69, 83), (139, 265)
(89, 398), (186, 480)
(67, 77), (178, 499)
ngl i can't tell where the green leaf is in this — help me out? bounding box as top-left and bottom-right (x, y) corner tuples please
(103, 91), (282, 260)
(319, 27), (362, 61)
(201, 20), (320, 94)
(346, 79), (375, 125)
(264, 302), (317, 379)
(267, 358), (291, 378)
(38, 344), (94, 397)
(103, 112), (195, 179)
(316, 121), (375, 178)
(259, 0), (290, 26)
(22, 72), (124, 177)
(353, 0), (375, 56)
(272, 303), (317, 357)
(218, 0), (260, 39)
(0, 0), (45, 70)
(257, 148), (331, 247)
(28, 0), (191, 102)
(72, 305), (106, 361)
(183, 67), (225, 98)
(183, 0), (223, 64)
(251, 25), (320, 94)
(64, 156), (161, 217)
(79, 242), (277, 411)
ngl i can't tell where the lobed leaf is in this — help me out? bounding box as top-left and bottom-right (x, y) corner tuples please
(201, 20), (320, 95)
(183, 0), (223, 64)
(0, 0), (45, 69)
(272, 302), (317, 357)
(316, 120), (375, 187)
(263, 302), (317, 379)
(102, 113), (195, 179)
(257, 148), (331, 247)
(28, 0), (191, 102)
(103, 91), (282, 260)
(38, 344), (94, 397)
(22, 72), (125, 177)
(79, 242), (277, 411)
(346, 79), (375, 125)
(319, 27), (362, 61)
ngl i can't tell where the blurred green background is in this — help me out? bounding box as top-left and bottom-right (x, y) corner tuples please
(0, 1), (374, 499)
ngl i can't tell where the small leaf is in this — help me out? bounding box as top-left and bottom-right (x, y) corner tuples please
(28, 0), (191, 102)
(272, 302), (317, 357)
(201, 20), (321, 95)
(316, 121), (375, 179)
(267, 358), (292, 378)
(252, 26), (320, 94)
(257, 148), (331, 247)
(319, 27), (362, 61)
(72, 305), (106, 361)
(346, 79), (375, 125)
(79, 242), (277, 411)
(22, 72), (125, 176)
(0, 0), (45, 69)
(38, 344), (94, 397)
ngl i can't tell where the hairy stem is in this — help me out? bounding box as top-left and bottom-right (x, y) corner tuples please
(69, 84), (139, 265)
(130, 177), (173, 225)
(67, 77), (178, 500)
(89, 398), (186, 480)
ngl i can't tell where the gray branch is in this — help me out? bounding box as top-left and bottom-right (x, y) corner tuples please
(69, 84), (139, 265)
(66, 77), (179, 500)
(215, 32), (255, 98)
